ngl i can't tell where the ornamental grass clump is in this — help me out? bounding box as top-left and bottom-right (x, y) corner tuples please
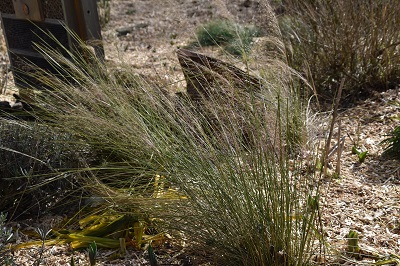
(25, 6), (322, 265)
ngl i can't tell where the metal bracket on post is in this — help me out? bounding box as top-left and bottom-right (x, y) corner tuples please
(12, 0), (44, 22)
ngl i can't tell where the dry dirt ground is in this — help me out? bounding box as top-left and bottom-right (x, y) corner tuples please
(0, 0), (399, 265)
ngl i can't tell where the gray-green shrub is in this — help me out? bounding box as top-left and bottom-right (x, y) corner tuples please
(0, 121), (92, 218)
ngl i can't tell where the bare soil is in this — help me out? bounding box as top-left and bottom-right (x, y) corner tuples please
(0, 0), (399, 265)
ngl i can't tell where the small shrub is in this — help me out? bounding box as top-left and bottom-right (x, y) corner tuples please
(195, 20), (260, 56)
(0, 121), (91, 218)
(196, 19), (236, 46)
(282, 0), (400, 104)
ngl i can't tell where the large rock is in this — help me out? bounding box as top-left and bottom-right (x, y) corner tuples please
(176, 48), (261, 101)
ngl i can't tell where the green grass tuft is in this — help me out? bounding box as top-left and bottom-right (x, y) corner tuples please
(196, 19), (237, 46)
(195, 20), (260, 57)
(381, 125), (400, 159)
